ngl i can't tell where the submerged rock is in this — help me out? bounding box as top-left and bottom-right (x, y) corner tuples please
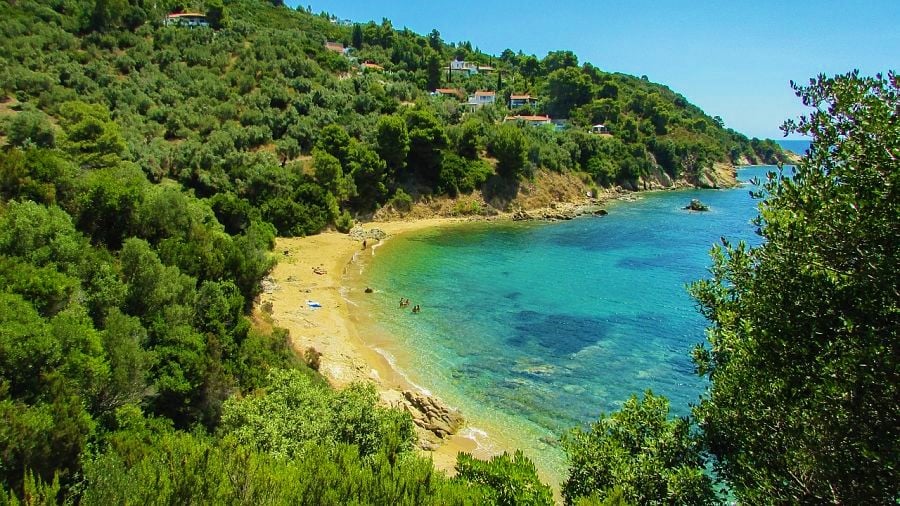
(684, 199), (710, 211)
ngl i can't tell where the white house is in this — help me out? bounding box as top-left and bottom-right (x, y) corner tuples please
(591, 124), (610, 135)
(467, 91), (496, 108)
(164, 12), (209, 27)
(450, 60), (480, 75)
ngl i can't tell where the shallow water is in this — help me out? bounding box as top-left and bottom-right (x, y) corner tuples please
(348, 166), (775, 480)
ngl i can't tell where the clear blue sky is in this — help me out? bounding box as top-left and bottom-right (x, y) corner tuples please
(293, 1), (899, 139)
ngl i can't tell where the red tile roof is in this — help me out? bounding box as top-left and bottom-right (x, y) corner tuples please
(510, 94), (535, 100)
(474, 91), (496, 97)
(505, 115), (551, 122)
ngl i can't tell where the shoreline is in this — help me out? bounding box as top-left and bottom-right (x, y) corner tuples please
(259, 217), (499, 476)
(254, 171), (766, 482)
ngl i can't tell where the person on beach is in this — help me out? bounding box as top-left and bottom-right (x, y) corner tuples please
(362, 239), (367, 250)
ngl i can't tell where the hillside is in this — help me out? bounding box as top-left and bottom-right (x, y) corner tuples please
(0, 0), (788, 232)
(0, 0), (795, 502)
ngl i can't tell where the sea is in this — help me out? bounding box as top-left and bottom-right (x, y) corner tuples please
(776, 138), (811, 155)
(346, 165), (780, 481)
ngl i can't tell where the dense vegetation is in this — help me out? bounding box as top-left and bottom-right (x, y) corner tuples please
(0, 0), (891, 503)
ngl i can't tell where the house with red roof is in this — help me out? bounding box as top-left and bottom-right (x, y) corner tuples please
(509, 94), (538, 108)
(467, 90), (496, 108)
(164, 12), (209, 28)
(504, 114), (552, 127)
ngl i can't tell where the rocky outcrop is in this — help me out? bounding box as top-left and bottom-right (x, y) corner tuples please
(511, 202), (607, 222)
(684, 199), (709, 211)
(349, 226), (387, 241)
(402, 390), (464, 441)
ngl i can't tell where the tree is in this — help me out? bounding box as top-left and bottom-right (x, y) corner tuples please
(351, 24), (363, 49)
(5, 111), (56, 148)
(405, 109), (447, 184)
(689, 71), (899, 503)
(542, 50), (578, 73)
(427, 29), (442, 52)
(455, 450), (554, 506)
(205, 0), (228, 29)
(375, 115), (409, 178)
(488, 123), (527, 179)
(58, 101), (126, 170)
(90, 0), (128, 32)
(315, 125), (351, 166)
(426, 50), (443, 92)
(546, 67), (593, 119)
(563, 391), (716, 505)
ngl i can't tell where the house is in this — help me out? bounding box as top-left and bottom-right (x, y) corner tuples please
(325, 41), (348, 55)
(467, 91), (496, 109)
(591, 124), (611, 135)
(450, 60), (480, 75)
(509, 94), (538, 108)
(432, 88), (465, 100)
(360, 61), (384, 72)
(504, 115), (553, 127)
(164, 12), (209, 28)
(477, 65), (495, 73)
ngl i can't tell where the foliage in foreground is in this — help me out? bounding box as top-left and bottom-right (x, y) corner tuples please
(562, 391), (715, 505)
(690, 71), (899, 503)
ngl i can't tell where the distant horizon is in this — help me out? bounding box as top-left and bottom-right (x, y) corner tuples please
(296, 0), (898, 140)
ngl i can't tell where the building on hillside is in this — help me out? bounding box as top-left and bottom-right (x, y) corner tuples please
(325, 41), (349, 55)
(450, 59), (480, 75)
(360, 61), (384, 72)
(467, 91), (496, 109)
(164, 12), (209, 28)
(504, 114), (553, 127)
(508, 94), (538, 108)
(432, 88), (465, 100)
(591, 124), (611, 135)
(477, 65), (495, 73)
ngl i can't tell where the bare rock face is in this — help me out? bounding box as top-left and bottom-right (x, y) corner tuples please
(402, 390), (464, 440)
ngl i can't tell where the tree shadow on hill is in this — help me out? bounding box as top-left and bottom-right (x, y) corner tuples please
(482, 175), (520, 212)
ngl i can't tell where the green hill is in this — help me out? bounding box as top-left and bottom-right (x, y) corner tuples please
(0, 0), (794, 503)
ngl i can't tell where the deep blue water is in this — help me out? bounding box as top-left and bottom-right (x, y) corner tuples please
(350, 166), (775, 475)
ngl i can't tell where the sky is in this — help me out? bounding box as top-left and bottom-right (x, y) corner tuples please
(292, 0), (898, 139)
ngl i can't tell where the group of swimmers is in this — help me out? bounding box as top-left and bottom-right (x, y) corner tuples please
(399, 298), (421, 313)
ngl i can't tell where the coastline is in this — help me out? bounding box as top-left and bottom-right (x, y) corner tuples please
(258, 217), (499, 476)
(254, 166), (758, 482)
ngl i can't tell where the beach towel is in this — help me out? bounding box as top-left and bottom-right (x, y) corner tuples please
(306, 300), (322, 308)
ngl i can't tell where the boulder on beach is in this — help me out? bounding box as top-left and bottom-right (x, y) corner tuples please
(402, 390), (464, 440)
(684, 199), (710, 211)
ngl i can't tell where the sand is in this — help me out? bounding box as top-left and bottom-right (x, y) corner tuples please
(257, 217), (495, 473)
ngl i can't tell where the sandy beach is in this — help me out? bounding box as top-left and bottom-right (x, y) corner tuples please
(258, 217), (498, 473)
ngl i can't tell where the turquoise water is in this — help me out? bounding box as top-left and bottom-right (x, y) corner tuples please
(349, 166), (775, 477)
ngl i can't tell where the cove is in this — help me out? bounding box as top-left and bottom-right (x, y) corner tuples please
(347, 166), (775, 478)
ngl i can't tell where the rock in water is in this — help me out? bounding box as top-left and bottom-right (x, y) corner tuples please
(684, 199), (709, 211)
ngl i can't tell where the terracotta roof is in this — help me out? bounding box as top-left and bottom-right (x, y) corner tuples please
(435, 88), (462, 95)
(361, 62), (384, 70)
(474, 91), (496, 97)
(505, 115), (551, 122)
(509, 94), (535, 100)
(325, 42), (345, 52)
(167, 12), (206, 17)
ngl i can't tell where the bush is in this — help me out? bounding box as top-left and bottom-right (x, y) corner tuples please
(388, 188), (413, 213)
